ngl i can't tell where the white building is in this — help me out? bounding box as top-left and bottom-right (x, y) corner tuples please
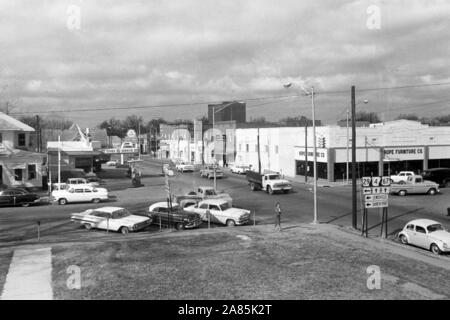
(235, 120), (450, 181)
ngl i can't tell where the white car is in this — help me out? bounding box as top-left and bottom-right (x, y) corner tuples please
(70, 206), (151, 234)
(184, 199), (250, 227)
(229, 164), (250, 174)
(390, 171), (415, 184)
(67, 177), (100, 188)
(398, 219), (450, 254)
(51, 185), (109, 205)
(106, 160), (118, 167)
(176, 162), (195, 172)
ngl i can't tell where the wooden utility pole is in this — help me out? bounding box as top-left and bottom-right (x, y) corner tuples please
(351, 85), (357, 229)
(304, 124), (308, 182)
(257, 127), (261, 174)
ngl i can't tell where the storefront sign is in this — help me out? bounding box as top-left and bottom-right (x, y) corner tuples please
(295, 147), (327, 162)
(102, 148), (139, 154)
(383, 147), (424, 161)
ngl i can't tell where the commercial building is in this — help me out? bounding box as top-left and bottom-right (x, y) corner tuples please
(0, 112), (46, 189)
(235, 120), (450, 181)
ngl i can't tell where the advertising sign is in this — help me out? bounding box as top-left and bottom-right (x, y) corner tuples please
(383, 147), (424, 161)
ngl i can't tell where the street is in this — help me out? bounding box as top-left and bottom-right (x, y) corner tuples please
(1, 156), (449, 247)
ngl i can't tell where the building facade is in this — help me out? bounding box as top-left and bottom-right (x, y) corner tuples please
(0, 112), (46, 189)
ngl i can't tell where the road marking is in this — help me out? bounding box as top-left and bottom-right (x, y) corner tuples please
(1, 247), (53, 300)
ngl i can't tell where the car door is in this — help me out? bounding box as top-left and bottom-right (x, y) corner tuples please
(93, 211), (110, 230)
(73, 188), (85, 202)
(414, 226), (429, 248)
(84, 188), (94, 201)
(195, 203), (209, 220)
(208, 204), (223, 224)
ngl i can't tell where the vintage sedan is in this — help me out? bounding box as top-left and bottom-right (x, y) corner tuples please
(229, 164), (250, 174)
(398, 219), (450, 254)
(148, 202), (202, 230)
(0, 189), (41, 207)
(200, 165), (224, 179)
(184, 199), (250, 227)
(176, 162), (195, 172)
(51, 185), (109, 205)
(71, 206), (151, 234)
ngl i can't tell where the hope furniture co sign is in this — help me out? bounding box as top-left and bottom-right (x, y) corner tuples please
(383, 147), (424, 161)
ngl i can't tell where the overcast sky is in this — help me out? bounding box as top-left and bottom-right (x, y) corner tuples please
(1, 0), (449, 127)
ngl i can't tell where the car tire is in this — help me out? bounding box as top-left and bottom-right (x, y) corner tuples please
(250, 182), (257, 191)
(175, 223), (185, 230)
(399, 181), (406, 185)
(226, 219), (236, 227)
(92, 198), (100, 203)
(399, 234), (408, 244)
(59, 198), (68, 205)
(84, 223), (92, 230)
(267, 186), (274, 195)
(430, 243), (441, 255)
(398, 190), (407, 196)
(21, 203), (30, 207)
(427, 188), (437, 195)
(120, 227), (129, 235)
(444, 180), (450, 188)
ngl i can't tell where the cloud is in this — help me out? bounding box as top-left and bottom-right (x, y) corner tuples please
(1, 0), (449, 126)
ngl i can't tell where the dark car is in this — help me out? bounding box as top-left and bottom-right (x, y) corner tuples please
(148, 202), (202, 230)
(421, 168), (450, 188)
(0, 189), (41, 207)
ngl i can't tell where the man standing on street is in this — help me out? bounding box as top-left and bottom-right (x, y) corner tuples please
(274, 202), (282, 231)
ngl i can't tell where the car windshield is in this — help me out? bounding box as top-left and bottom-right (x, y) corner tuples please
(112, 209), (131, 219)
(268, 174), (280, 180)
(427, 224), (445, 233)
(219, 203), (229, 211)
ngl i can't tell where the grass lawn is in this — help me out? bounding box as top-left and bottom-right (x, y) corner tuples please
(51, 224), (449, 300)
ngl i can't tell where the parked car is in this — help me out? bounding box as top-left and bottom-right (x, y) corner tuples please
(67, 177), (100, 188)
(200, 165), (224, 179)
(148, 202), (202, 230)
(246, 170), (292, 194)
(421, 168), (450, 188)
(390, 175), (440, 196)
(85, 176), (105, 186)
(398, 219), (450, 254)
(71, 206), (151, 234)
(51, 185), (109, 205)
(390, 171), (415, 184)
(229, 164), (250, 174)
(0, 189), (41, 207)
(176, 162), (195, 172)
(184, 199), (250, 227)
(106, 160), (118, 167)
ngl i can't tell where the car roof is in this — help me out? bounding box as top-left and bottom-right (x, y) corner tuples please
(406, 219), (440, 227)
(91, 206), (126, 213)
(149, 202), (180, 209)
(200, 198), (226, 205)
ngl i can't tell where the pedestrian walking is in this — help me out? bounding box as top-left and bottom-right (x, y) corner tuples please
(274, 202), (282, 231)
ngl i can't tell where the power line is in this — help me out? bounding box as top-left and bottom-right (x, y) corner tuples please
(9, 81), (450, 116)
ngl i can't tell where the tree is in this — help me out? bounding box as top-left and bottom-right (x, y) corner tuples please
(279, 115), (314, 126)
(249, 116), (268, 123)
(18, 115), (73, 130)
(123, 115), (146, 134)
(99, 117), (126, 139)
(395, 114), (419, 121)
(355, 111), (380, 123)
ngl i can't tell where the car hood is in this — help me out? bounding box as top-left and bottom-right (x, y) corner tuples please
(223, 208), (250, 217)
(429, 231), (450, 243)
(270, 179), (291, 184)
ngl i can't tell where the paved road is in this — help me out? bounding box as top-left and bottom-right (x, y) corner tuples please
(0, 156), (449, 246)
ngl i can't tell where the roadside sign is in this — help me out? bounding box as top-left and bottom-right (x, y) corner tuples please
(362, 176), (390, 208)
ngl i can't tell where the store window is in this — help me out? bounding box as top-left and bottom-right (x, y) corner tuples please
(275, 145), (279, 154)
(246, 144), (249, 152)
(28, 164), (36, 180)
(18, 133), (26, 147)
(14, 169), (23, 181)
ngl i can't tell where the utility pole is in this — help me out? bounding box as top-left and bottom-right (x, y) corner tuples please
(58, 135), (61, 187)
(311, 87), (318, 224)
(346, 109), (349, 184)
(351, 85), (357, 229)
(36, 115), (40, 152)
(257, 127), (261, 174)
(304, 124), (308, 182)
(5, 102), (9, 115)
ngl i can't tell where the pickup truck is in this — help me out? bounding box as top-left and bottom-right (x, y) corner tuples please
(175, 186), (233, 206)
(246, 170), (292, 194)
(390, 171), (415, 184)
(390, 175), (440, 196)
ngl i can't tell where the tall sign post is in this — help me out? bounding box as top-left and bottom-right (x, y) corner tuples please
(351, 86), (357, 229)
(361, 176), (391, 238)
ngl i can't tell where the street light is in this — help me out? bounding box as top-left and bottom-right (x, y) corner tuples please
(284, 83), (318, 224)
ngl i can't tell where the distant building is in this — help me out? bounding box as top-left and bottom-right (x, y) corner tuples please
(0, 112), (46, 189)
(208, 101), (246, 124)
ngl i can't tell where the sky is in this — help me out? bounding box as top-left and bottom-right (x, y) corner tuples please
(1, 0), (450, 127)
